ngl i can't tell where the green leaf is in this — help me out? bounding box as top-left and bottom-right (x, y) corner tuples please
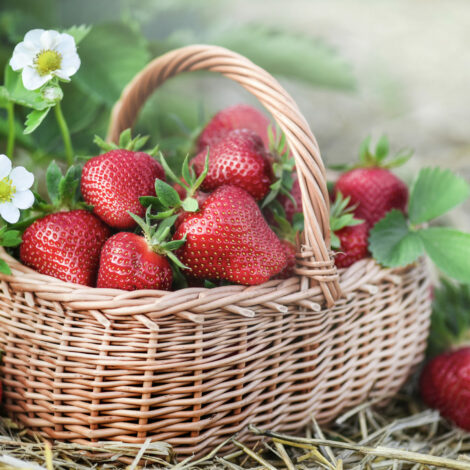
(0, 230), (22, 247)
(418, 228), (470, 283)
(331, 232), (341, 250)
(369, 210), (424, 267)
(166, 250), (188, 270)
(139, 196), (163, 209)
(161, 239), (186, 251)
(375, 135), (389, 162)
(4, 65), (50, 110)
(358, 136), (372, 165)
(292, 213), (304, 232)
(0, 259), (11, 276)
(73, 23), (150, 106)
(409, 167), (470, 224)
(63, 25), (91, 45)
(181, 197), (199, 212)
(59, 165), (82, 206)
(24, 108), (51, 134)
(119, 128), (132, 148)
(155, 179), (181, 208)
(181, 154), (193, 186)
(45, 161), (63, 205)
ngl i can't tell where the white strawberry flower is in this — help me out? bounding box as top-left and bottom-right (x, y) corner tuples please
(0, 155), (35, 224)
(9, 29), (80, 91)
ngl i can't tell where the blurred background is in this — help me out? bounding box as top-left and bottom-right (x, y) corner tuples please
(1, 0), (469, 225)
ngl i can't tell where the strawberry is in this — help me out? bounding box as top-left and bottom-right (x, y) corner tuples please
(335, 168), (408, 228)
(334, 223), (369, 268)
(173, 185), (287, 285)
(334, 136), (410, 228)
(420, 347), (470, 431)
(191, 129), (273, 200)
(81, 131), (164, 229)
(274, 240), (296, 279)
(20, 210), (110, 286)
(197, 104), (271, 151)
(330, 191), (368, 269)
(97, 232), (173, 291)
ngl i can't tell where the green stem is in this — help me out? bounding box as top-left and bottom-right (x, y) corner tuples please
(54, 102), (74, 165)
(6, 102), (15, 157)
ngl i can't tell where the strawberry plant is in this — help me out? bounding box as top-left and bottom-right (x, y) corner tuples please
(369, 167), (470, 282)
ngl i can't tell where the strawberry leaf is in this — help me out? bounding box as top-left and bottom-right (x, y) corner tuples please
(181, 198), (199, 212)
(292, 213), (304, 232)
(369, 210), (424, 267)
(139, 196), (163, 209)
(118, 128), (132, 148)
(46, 161), (63, 206)
(155, 179), (181, 209)
(0, 259), (11, 275)
(409, 167), (470, 225)
(63, 25), (91, 45)
(0, 230), (22, 247)
(59, 165), (82, 208)
(418, 228), (470, 283)
(24, 108), (51, 135)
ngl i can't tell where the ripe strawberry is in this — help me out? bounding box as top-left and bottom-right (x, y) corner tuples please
(81, 149), (164, 229)
(191, 129), (273, 200)
(274, 240), (296, 279)
(334, 223), (369, 268)
(97, 232), (173, 291)
(330, 191), (368, 269)
(173, 185), (287, 285)
(335, 167), (408, 228)
(420, 347), (470, 431)
(20, 210), (110, 286)
(197, 104), (271, 151)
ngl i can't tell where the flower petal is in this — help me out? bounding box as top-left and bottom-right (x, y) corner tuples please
(60, 52), (81, 76)
(53, 70), (71, 81)
(0, 202), (20, 224)
(10, 167), (34, 191)
(9, 43), (35, 71)
(55, 33), (77, 56)
(12, 190), (35, 210)
(40, 30), (61, 50)
(22, 66), (51, 90)
(24, 29), (45, 47)
(0, 155), (12, 180)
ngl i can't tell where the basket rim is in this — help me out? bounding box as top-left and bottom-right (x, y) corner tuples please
(0, 246), (422, 322)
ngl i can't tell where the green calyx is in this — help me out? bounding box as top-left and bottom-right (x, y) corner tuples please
(93, 128), (159, 156)
(268, 199), (304, 245)
(42, 160), (89, 212)
(128, 209), (187, 270)
(140, 151), (209, 218)
(330, 135), (413, 172)
(329, 191), (364, 249)
(261, 124), (296, 209)
(428, 279), (470, 357)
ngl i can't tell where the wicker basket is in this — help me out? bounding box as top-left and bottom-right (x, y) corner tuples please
(0, 45), (431, 457)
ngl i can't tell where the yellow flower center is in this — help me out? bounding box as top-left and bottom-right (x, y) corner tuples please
(35, 49), (62, 76)
(0, 177), (15, 203)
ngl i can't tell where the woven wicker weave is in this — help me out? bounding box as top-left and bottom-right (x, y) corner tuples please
(0, 45), (431, 458)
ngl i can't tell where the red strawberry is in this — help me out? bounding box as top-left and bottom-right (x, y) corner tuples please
(420, 347), (470, 431)
(334, 222), (369, 268)
(197, 104), (271, 151)
(335, 167), (408, 228)
(173, 185), (287, 285)
(20, 210), (111, 286)
(81, 149), (165, 229)
(274, 240), (296, 279)
(191, 129), (273, 200)
(97, 232), (173, 291)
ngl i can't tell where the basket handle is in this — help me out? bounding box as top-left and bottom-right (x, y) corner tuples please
(107, 44), (341, 307)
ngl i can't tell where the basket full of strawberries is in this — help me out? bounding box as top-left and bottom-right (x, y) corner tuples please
(1, 43), (470, 457)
